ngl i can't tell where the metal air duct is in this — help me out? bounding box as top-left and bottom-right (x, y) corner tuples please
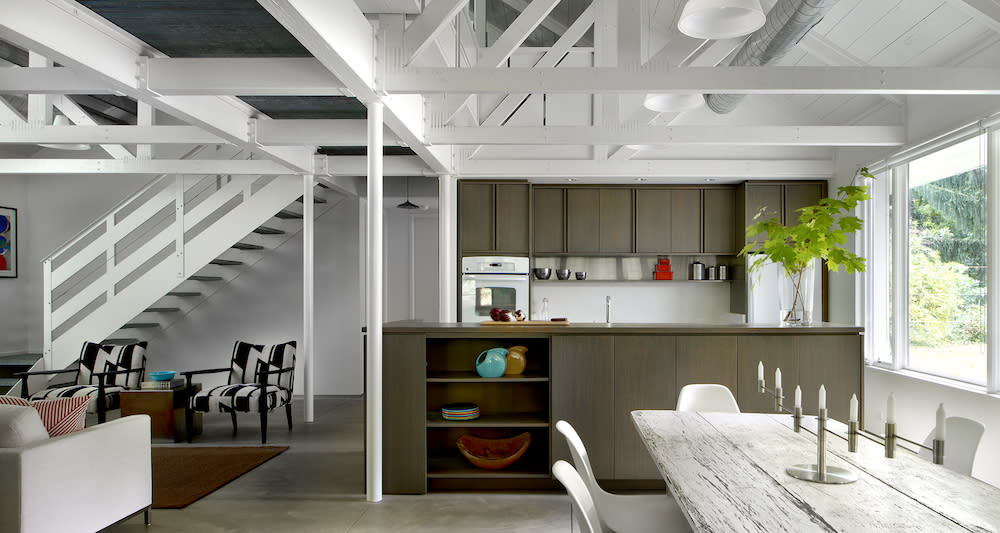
(704, 0), (839, 114)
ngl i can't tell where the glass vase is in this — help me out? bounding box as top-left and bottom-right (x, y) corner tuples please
(778, 261), (816, 326)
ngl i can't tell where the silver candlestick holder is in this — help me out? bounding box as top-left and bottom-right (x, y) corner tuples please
(786, 408), (859, 484)
(793, 407), (802, 433)
(933, 439), (944, 465)
(848, 421), (858, 452)
(774, 386), (783, 413)
(885, 422), (896, 458)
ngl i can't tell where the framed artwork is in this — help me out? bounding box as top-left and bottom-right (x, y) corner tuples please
(0, 206), (16, 278)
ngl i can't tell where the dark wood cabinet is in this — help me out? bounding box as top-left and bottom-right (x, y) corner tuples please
(551, 335), (615, 479)
(736, 336), (798, 414)
(533, 188), (565, 253)
(459, 181), (530, 254)
(675, 336), (738, 392)
(797, 335), (862, 422)
(703, 188), (737, 254)
(613, 336), (676, 479)
(635, 189), (672, 253)
(599, 189), (634, 253)
(783, 183), (825, 227)
(383, 334), (427, 494)
(670, 189), (703, 254)
(741, 182), (826, 246)
(566, 189), (601, 253)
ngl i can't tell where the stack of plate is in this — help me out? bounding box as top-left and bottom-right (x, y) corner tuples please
(441, 403), (480, 421)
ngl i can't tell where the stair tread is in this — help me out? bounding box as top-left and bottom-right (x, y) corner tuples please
(102, 338), (140, 345)
(275, 210), (304, 219)
(145, 307), (180, 313)
(297, 196), (328, 204)
(122, 322), (159, 329)
(0, 354), (42, 366)
(189, 275), (223, 281)
(0, 377), (19, 387)
(210, 259), (244, 266)
(167, 291), (202, 297)
(253, 226), (285, 235)
(231, 242), (264, 250)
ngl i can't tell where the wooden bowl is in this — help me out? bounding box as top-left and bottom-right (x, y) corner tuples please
(456, 432), (532, 470)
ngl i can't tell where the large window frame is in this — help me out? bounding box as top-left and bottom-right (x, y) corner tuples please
(862, 122), (1000, 394)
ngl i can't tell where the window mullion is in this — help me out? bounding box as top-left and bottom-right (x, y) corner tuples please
(988, 128), (1000, 393)
(892, 165), (909, 372)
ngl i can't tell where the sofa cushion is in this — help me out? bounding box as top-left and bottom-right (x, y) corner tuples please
(31, 396), (90, 437)
(0, 405), (49, 447)
(28, 384), (125, 413)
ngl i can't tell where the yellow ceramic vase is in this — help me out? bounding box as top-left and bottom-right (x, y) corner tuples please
(505, 345), (528, 375)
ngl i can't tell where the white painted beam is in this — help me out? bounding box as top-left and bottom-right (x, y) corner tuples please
(365, 101), (384, 503)
(52, 95), (134, 160)
(145, 57), (344, 96)
(389, 66), (1000, 94)
(0, 96), (25, 124)
(797, 33), (903, 106)
(403, 0), (470, 64)
(430, 125), (905, 146)
(326, 155), (429, 176)
(456, 158), (834, 178)
(0, 125), (224, 144)
(0, 66), (108, 94)
(255, 119), (401, 146)
(302, 172), (315, 422)
(945, 0), (1000, 35)
(0, 159), (292, 175)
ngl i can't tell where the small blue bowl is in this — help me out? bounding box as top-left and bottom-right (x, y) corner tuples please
(150, 371), (176, 381)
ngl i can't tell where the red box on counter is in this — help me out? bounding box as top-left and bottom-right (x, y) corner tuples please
(654, 272), (673, 280)
(655, 263), (672, 272)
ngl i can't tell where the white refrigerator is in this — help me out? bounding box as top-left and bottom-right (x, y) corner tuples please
(745, 255), (823, 324)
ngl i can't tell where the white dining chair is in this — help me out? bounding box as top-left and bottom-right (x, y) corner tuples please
(555, 420), (691, 533)
(553, 460), (606, 533)
(676, 384), (741, 413)
(919, 416), (985, 476)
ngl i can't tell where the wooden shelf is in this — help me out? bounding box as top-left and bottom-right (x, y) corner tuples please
(532, 279), (732, 283)
(427, 455), (550, 479)
(426, 412), (549, 427)
(427, 371), (549, 383)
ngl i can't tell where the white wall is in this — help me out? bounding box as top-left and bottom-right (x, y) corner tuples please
(0, 175), (29, 354)
(532, 282), (743, 324)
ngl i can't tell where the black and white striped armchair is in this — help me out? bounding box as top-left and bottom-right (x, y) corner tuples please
(183, 340), (296, 444)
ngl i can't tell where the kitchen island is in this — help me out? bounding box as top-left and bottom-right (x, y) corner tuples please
(381, 321), (863, 493)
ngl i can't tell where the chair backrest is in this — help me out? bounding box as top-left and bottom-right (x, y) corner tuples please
(921, 416), (985, 476)
(553, 460), (605, 533)
(228, 341), (296, 389)
(676, 384), (740, 413)
(77, 341), (147, 389)
(555, 420), (603, 500)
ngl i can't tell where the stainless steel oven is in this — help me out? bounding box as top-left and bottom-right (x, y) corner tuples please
(460, 256), (530, 322)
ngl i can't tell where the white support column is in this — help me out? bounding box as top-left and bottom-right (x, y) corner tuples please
(136, 101), (154, 160)
(27, 52), (52, 126)
(987, 128), (1000, 393)
(438, 174), (457, 321)
(366, 101), (384, 503)
(891, 165), (909, 371)
(303, 173), (316, 422)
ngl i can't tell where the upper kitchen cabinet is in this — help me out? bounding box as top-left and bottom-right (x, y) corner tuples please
(739, 182), (827, 246)
(599, 189), (634, 253)
(783, 183), (826, 226)
(669, 189), (703, 254)
(533, 188), (565, 253)
(566, 188), (634, 253)
(703, 188), (738, 254)
(459, 181), (530, 255)
(635, 189), (672, 253)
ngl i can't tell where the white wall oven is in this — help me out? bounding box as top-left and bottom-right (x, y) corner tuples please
(460, 256), (530, 322)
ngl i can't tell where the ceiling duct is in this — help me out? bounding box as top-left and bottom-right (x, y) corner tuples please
(704, 0), (840, 114)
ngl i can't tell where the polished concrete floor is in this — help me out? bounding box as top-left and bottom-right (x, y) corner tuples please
(105, 396), (572, 532)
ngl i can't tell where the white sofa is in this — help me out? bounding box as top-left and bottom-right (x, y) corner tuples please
(0, 407), (152, 533)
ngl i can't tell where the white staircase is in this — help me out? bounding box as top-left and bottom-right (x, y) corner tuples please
(41, 148), (333, 372)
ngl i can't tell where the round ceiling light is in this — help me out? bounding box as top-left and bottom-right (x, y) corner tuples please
(643, 93), (705, 113)
(38, 115), (92, 151)
(677, 0), (766, 40)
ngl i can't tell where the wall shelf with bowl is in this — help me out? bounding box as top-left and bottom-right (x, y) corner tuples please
(532, 255), (735, 282)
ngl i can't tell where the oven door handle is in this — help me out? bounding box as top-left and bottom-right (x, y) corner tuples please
(462, 274), (529, 282)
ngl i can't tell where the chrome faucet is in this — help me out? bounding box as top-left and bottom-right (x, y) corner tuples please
(606, 295), (612, 324)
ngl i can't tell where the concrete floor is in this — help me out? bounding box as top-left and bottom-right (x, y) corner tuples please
(105, 396), (573, 532)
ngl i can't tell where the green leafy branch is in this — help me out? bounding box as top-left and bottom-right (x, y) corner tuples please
(739, 168), (875, 278)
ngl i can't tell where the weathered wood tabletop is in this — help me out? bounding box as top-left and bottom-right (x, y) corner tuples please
(631, 411), (1000, 532)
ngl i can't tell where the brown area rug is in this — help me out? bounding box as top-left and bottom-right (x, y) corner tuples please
(152, 446), (288, 508)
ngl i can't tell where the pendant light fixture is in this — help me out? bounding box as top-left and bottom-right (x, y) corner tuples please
(678, 0), (766, 40)
(38, 114), (92, 151)
(396, 177), (421, 209)
(643, 93), (705, 113)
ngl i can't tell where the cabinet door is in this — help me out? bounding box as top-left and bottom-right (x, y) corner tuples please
(599, 189), (634, 253)
(495, 183), (530, 253)
(783, 183), (825, 226)
(675, 336), (738, 394)
(533, 188), (565, 253)
(566, 188), (601, 253)
(552, 336), (615, 479)
(460, 182), (494, 252)
(736, 336), (798, 414)
(614, 336), (676, 479)
(670, 189), (703, 253)
(703, 188), (737, 254)
(745, 184), (782, 245)
(635, 189), (672, 253)
(797, 335), (862, 421)
(383, 334), (427, 494)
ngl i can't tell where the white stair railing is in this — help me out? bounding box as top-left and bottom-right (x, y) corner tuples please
(41, 150), (304, 372)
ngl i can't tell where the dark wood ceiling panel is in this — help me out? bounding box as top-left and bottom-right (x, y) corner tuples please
(318, 146), (416, 156)
(241, 96), (368, 119)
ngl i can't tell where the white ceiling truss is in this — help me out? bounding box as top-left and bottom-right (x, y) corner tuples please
(0, 0), (998, 180)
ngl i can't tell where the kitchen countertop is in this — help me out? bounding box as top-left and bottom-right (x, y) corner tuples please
(382, 321), (863, 335)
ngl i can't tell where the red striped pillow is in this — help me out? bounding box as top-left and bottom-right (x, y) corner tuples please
(28, 397), (90, 437)
(0, 396), (30, 407)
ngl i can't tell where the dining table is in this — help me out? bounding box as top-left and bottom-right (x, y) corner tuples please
(631, 410), (1000, 532)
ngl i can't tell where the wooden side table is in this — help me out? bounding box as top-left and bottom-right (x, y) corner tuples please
(120, 384), (202, 442)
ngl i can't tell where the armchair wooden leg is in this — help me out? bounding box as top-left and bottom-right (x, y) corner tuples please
(185, 406), (194, 443)
(285, 402), (293, 431)
(228, 407), (238, 435)
(260, 408), (268, 445)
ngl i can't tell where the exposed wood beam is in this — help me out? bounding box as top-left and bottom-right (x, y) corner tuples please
(944, 0), (1000, 35)
(430, 125), (905, 146)
(797, 33), (903, 106)
(0, 158), (292, 175)
(0, 0), (315, 172)
(53, 95), (134, 160)
(0, 125), (224, 144)
(0, 66), (108, 94)
(390, 66), (1000, 94)
(255, 119), (401, 146)
(403, 0), (470, 64)
(145, 58), (344, 96)
(326, 155), (429, 176)
(456, 158), (834, 178)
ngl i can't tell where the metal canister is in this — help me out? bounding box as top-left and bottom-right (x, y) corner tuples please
(718, 265), (730, 280)
(706, 266), (717, 280)
(689, 261), (705, 280)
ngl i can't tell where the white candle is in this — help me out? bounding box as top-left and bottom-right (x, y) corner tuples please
(849, 394), (858, 423)
(758, 361), (764, 382)
(935, 403), (946, 441)
(818, 385), (826, 411)
(886, 393), (895, 424)
(775, 368), (782, 390)
(794, 386), (802, 409)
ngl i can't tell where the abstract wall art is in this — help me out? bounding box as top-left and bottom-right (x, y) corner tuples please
(0, 206), (17, 278)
